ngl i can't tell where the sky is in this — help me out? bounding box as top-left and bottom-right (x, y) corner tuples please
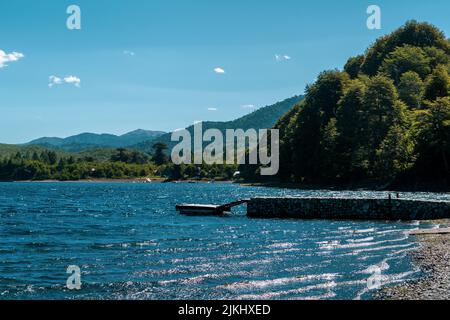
(0, 0), (450, 144)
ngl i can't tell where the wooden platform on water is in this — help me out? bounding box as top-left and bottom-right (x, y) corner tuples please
(176, 200), (249, 216)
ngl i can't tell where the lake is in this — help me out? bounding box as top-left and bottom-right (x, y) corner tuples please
(0, 182), (446, 300)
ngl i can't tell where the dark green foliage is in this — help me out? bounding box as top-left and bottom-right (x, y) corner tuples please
(361, 20), (449, 76)
(362, 76), (405, 150)
(110, 148), (149, 164)
(413, 97), (450, 183)
(398, 71), (425, 108)
(287, 71), (349, 182)
(152, 143), (169, 165)
(379, 45), (431, 83)
(374, 124), (415, 181)
(335, 80), (370, 181)
(424, 65), (450, 101)
(273, 103), (304, 180)
(424, 47), (450, 69)
(159, 163), (238, 181)
(344, 55), (364, 79)
(0, 149), (155, 181)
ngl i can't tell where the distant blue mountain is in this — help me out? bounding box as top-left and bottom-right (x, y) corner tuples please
(27, 129), (166, 152)
(133, 95), (304, 152)
(26, 95), (303, 153)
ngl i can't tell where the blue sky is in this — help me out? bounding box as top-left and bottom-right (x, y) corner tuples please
(1, 0), (449, 144)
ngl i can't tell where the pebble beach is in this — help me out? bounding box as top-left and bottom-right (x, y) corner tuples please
(375, 232), (450, 300)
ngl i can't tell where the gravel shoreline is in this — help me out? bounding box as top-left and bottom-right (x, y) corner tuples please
(375, 233), (450, 300)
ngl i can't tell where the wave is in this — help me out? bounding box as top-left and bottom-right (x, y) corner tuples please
(218, 273), (339, 291)
(236, 281), (338, 300)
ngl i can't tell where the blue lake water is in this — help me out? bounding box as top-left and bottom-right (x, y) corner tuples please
(0, 182), (447, 300)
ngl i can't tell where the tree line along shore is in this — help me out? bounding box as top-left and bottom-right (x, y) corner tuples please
(0, 146), (239, 182)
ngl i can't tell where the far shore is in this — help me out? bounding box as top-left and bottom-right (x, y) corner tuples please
(4, 178), (235, 184)
(2, 179), (449, 192)
(242, 181), (450, 193)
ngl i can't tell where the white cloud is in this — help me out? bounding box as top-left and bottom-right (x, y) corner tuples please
(0, 50), (25, 68)
(275, 54), (291, 62)
(49, 75), (81, 88)
(214, 67), (226, 74)
(242, 104), (256, 109)
(64, 76), (81, 86)
(48, 76), (63, 87)
(207, 107), (218, 111)
(123, 50), (135, 56)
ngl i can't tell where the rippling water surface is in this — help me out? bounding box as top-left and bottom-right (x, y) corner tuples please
(0, 182), (447, 300)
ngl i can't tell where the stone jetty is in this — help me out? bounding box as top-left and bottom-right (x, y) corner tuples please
(246, 197), (450, 220)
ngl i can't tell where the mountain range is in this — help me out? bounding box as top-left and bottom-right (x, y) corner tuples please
(133, 95), (304, 152)
(26, 129), (166, 152)
(24, 95), (303, 154)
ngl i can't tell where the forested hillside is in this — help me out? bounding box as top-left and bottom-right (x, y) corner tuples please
(245, 21), (450, 189)
(134, 96), (303, 152)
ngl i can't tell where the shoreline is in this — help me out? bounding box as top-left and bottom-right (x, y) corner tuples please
(3, 178), (235, 184)
(242, 181), (450, 193)
(375, 223), (450, 300)
(5, 178), (165, 183)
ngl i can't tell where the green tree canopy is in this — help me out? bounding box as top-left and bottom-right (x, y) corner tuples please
(152, 142), (169, 166)
(415, 97), (450, 179)
(344, 55), (364, 79)
(379, 45), (431, 83)
(361, 20), (449, 76)
(424, 65), (450, 101)
(398, 71), (425, 109)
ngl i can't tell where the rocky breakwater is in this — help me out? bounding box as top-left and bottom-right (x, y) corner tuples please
(246, 197), (450, 220)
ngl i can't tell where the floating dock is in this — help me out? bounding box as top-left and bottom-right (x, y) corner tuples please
(176, 200), (249, 216)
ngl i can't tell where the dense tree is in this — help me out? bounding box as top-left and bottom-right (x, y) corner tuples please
(380, 45), (431, 83)
(289, 71), (349, 181)
(414, 97), (450, 182)
(424, 47), (450, 69)
(344, 55), (364, 79)
(152, 142), (169, 166)
(398, 71), (425, 109)
(110, 148), (149, 164)
(335, 80), (369, 181)
(424, 65), (450, 101)
(361, 20), (449, 76)
(374, 124), (415, 181)
(273, 103), (303, 180)
(111, 148), (129, 163)
(362, 76), (404, 150)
